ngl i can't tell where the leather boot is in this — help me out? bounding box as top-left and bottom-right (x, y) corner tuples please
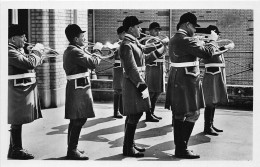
(133, 143), (146, 152)
(68, 124), (84, 154)
(204, 107), (218, 136)
(124, 117), (145, 152)
(174, 119), (200, 159)
(123, 123), (144, 157)
(211, 107), (223, 132)
(182, 121), (200, 158)
(119, 94), (124, 115)
(8, 126), (34, 160)
(67, 125), (88, 160)
(150, 93), (162, 120)
(113, 93), (123, 118)
(145, 111), (159, 122)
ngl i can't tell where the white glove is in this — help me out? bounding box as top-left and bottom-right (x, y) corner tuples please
(161, 36), (169, 44)
(141, 88), (149, 99)
(208, 30), (218, 41)
(225, 42), (235, 50)
(93, 42), (103, 51)
(32, 43), (44, 53)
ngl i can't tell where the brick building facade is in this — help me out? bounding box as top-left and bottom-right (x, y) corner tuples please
(8, 9), (253, 108)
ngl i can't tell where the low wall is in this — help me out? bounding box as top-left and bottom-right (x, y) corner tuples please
(91, 79), (253, 109)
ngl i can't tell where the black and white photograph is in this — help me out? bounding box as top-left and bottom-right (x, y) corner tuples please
(1, 0), (259, 167)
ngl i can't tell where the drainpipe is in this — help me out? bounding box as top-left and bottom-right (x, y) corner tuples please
(28, 10), (31, 42)
(92, 9), (95, 43)
(73, 10), (78, 24)
(12, 9), (18, 24)
(169, 9), (172, 38)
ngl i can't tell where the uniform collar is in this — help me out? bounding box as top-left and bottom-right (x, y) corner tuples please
(177, 29), (188, 36)
(68, 43), (82, 49)
(8, 43), (19, 50)
(124, 33), (137, 43)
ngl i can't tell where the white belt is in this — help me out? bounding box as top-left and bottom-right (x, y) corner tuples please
(137, 66), (146, 72)
(114, 60), (121, 63)
(66, 72), (89, 80)
(205, 63), (225, 68)
(8, 73), (36, 80)
(154, 59), (165, 63)
(170, 61), (199, 67)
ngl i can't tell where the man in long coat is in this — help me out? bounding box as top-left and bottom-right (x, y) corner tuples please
(112, 26), (125, 118)
(8, 24), (44, 159)
(63, 24), (102, 160)
(165, 12), (219, 159)
(120, 16), (165, 157)
(202, 25), (234, 135)
(144, 22), (169, 122)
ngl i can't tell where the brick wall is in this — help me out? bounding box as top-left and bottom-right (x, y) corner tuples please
(31, 9), (88, 108)
(90, 9), (253, 86)
(171, 9), (253, 85)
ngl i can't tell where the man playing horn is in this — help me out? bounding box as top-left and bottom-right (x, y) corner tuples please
(202, 25), (234, 136)
(165, 12), (221, 159)
(119, 16), (165, 157)
(63, 24), (103, 160)
(8, 24), (44, 159)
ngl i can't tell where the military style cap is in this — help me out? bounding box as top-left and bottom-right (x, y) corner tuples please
(123, 16), (143, 31)
(149, 22), (162, 30)
(8, 24), (26, 38)
(206, 25), (221, 35)
(65, 24), (86, 41)
(178, 12), (200, 27)
(117, 26), (125, 34)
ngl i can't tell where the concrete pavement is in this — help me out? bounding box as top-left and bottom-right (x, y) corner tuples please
(3, 102), (253, 166)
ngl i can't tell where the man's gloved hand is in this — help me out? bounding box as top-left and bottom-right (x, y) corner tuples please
(224, 42), (235, 50)
(208, 30), (218, 41)
(32, 43), (45, 54)
(141, 87), (149, 99)
(93, 42), (103, 51)
(137, 83), (149, 99)
(161, 36), (169, 45)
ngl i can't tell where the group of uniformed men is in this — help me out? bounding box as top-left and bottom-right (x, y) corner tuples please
(8, 12), (234, 160)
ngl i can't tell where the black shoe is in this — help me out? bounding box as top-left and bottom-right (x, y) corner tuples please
(175, 149), (200, 159)
(145, 114), (159, 122)
(212, 125), (223, 132)
(8, 149), (34, 160)
(123, 146), (144, 157)
(66, 149), (89, 160)
(134, 144), (146, 152)
(152, 114), (162, 120)
(114, 111), (123, 119)
(204, 127), (219, 136)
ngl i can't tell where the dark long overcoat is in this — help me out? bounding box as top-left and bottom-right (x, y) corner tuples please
(202, 41), (228, 105)
(63, 44), (100, 119)
(119, 34), (158, 115)
(144, 38), (166, 93)
(8, 43), (42, 124)
(165, 29), (216, 115)
(112, 48), (123, 90)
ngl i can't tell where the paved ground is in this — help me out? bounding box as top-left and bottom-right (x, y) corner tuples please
(3, 102), (253, 167)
